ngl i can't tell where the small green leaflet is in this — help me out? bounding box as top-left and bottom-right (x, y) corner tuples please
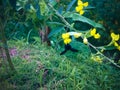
(63, 12), (105, 30)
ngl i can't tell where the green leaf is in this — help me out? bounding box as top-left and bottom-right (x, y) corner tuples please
(104, 45), (116, 50)
(47, 22), (64, 27)
(48, 27), (64, 38)
(70, 40), (91, 55)
(63, 12), (105, 30)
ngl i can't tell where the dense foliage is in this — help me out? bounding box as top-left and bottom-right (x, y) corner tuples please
(0, 0), (120, 90)
(0, 40), (120, 90)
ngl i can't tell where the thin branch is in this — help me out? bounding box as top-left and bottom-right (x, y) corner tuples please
(48, 3), (120, 68)
(48, 3), (77, 31)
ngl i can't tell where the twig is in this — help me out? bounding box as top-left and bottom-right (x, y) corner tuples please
(48, 3), (120, 69)
(48, 3), (77, 31)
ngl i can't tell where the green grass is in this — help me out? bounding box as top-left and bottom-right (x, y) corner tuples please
(0, 39), (120, 90)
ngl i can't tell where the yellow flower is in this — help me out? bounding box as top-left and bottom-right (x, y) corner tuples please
(83, 37), (88, 44)
(111, 32), (119, 41)
(90, 28), (96, 36)
(83, 2), (89, 7)
(74, 33), (82, 38)
(75, 6), (80, 12)
(64, 38), (72, 44)
(80, 10), (84, 15)
(77, 0), (83, 6)
(62, 33), (70, 39)
(94, 56), (102, 63)
(114, 42), (119, 47)
(76, 0), (88, 15)
(76, 5), (83, 12)
(90, 28), (100, 39)
(94, 33), (101, 39)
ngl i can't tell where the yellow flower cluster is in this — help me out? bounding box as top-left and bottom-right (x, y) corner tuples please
(62, 32), (82, 44)
(62, 32), (89, 45)
(111, 32), (119, 41)
(111, 32), (120, 50)
(75, 0), (89, 15)
(62, 33), (71, 45)
(90, 28), (101, 39)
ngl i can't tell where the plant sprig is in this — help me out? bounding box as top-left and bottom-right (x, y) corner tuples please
(48, 3), (120, 69)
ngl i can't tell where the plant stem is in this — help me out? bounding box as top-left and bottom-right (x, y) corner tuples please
(0, 19), (15, 71)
